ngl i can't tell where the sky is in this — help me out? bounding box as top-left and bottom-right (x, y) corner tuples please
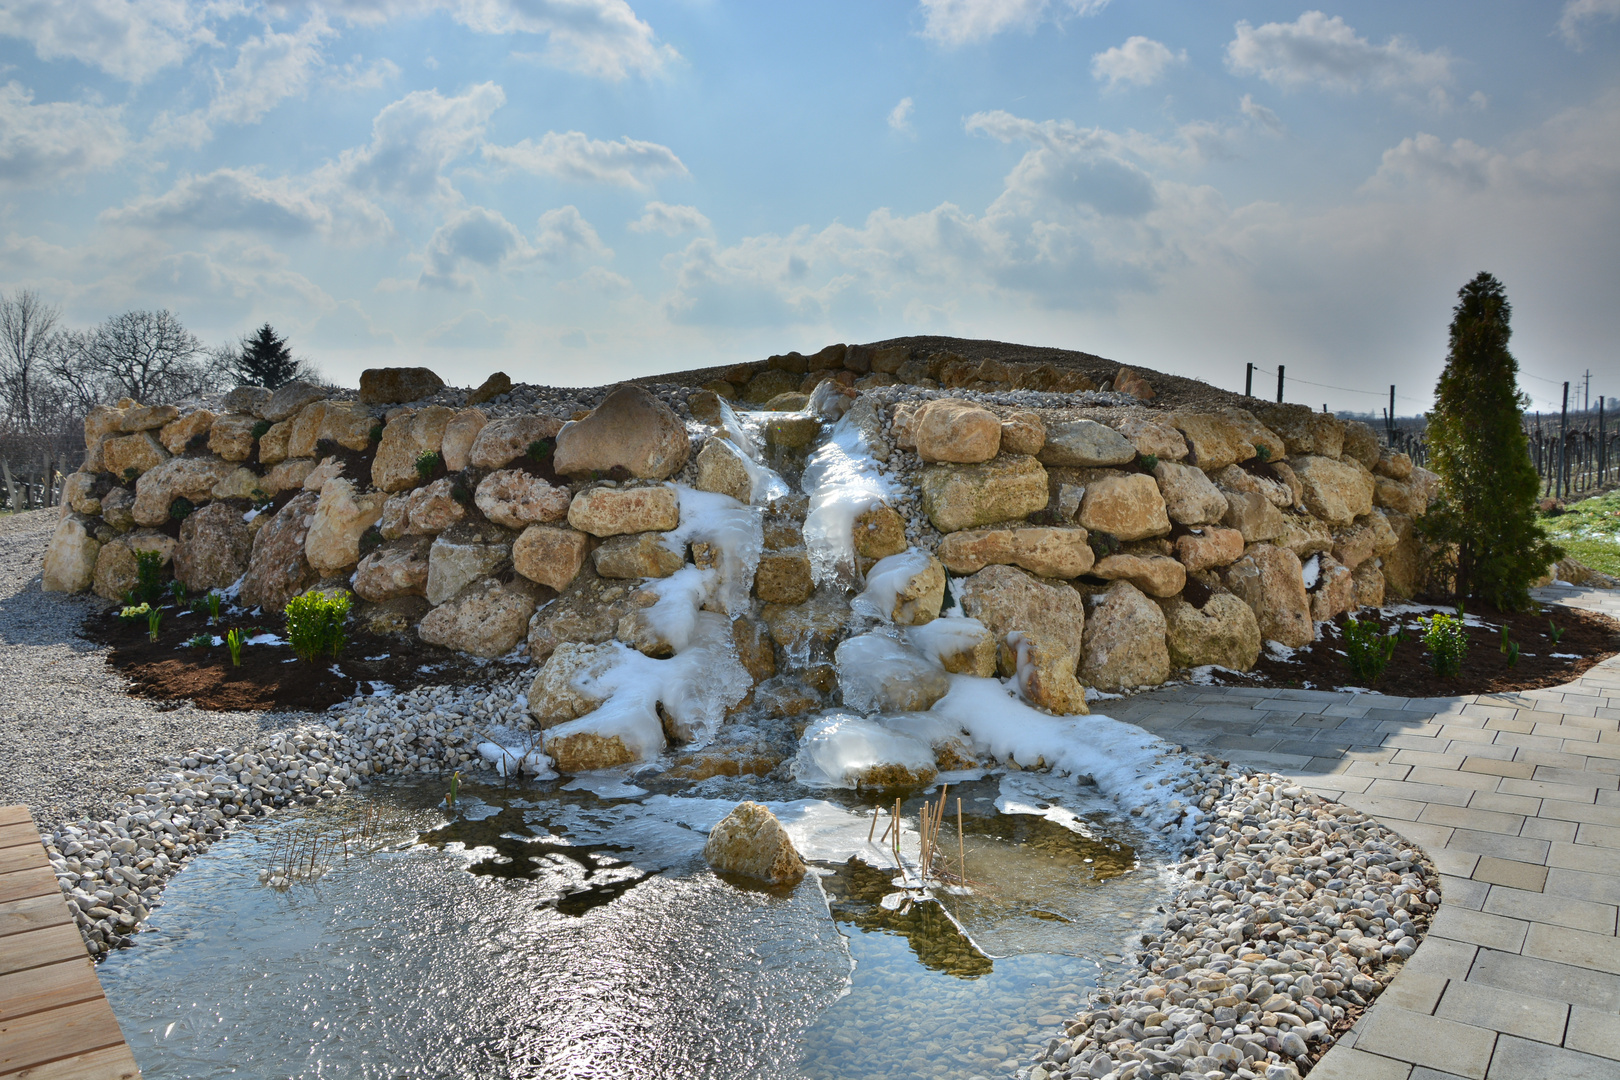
(1, 1), (1618, 414)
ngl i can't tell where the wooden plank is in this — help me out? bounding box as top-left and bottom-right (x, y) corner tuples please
(0, 895), (73, 939)
(0, 1043), (142, 1080)
(0, 806), (32, 829)
(0, 960), (104, 1023)
(0, 924), (86, 979)
(0, 865), (59, 905)
(0, 846), (43, 876)
(0, 997), (128, 1076)
(0, 823), (37, 850)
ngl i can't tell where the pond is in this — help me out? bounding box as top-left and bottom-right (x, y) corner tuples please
(98, 772), (1173, 1080)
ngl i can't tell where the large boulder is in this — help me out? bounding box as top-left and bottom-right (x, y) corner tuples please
(225, 385), (271, 416)
(703, 802), (807, 886)
(61, 471), (102, 516)
(92, 530), (175, 601)
(403, 477), (465, 535)
(1006, 630), (1089, 714)
(131, 457), (236, 527)
(1077, 473), (1170, 541)
(1352, 561), (1386, 608)
(173, 502), (252, 590)
(262, 458), (316, 495)
(468, 371), (511, 405)
(440, 408), (487, 471)
(526, 641), (617, 727)
(545, 728), (637, 773)
(359, 366), (444, 405)
(1081, 581), (1169, 690)
(1221, 544), (1313, 647)
(468, 414), (564, 470)
(835, 633), (951, 712)
(937, 525), (1094, 578)
(1220, 489), (1288, 544)
(1091, 553), (1186, 597)
(917, 455), (1049, 533)
(853, 505), (907, 560)
(210, 467), (269, 502)
(1373, 475), (1430, 518)
(1212, 464), (1292, 509)
(239, 492), (320, 612)
(1115, 416), (1188, 460)
(999, 411), (1046, 456)
(1380, 510), (1424, 599)
(158, 410), (216, 453)
(353, 536), (432, 601)
(1309, 555), (1357, 623)
(102, 431), (169, 479)
(372, 405), (454, 491)
(119, 404), (178, 431)
(425, 522), (514, 606)
(1339, 420), (1381, 469)
(1332, 510), (1398, 571)
(858, 551), (946, 625)
(1038, 419), (1137, 468)
(567, 484), (680, 537)
(417, 576), (541, 657)
(1153, 460), (1227, 525)
(1374, 448), (1413, 480)
(1253, 403), (1343, 459)
(1169, 408), (1283, 470)
(83, 404), (125, 462)
(694, 437), (753, 503)
(513, 524), (591, 591)
(1163, 593), (1262, 671)
(41, 515), (100, 593)
(257, 419), (293, 465)
(911, 399), (1001, 463)
(100, 487), (135, 531)
(1174, 527), (1245, 572)
(957, 564), (1085, 683)
(312, 400), (378, 453)
(474, 470), (570, 529)
(1274, 514), (1334, 558)
(593, 533), (685, 579)
(1291, 455), (1375, 526)
(305, 478), (388, 575)
(553, 385), (690, 480)
(262, 381), (326, 423)
(207, 413), (258, 461)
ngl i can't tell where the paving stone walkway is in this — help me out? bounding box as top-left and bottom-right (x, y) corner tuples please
(1110, 585), (1620, 1080)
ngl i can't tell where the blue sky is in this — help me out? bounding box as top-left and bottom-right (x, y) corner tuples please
(2, 1), (1617, 412)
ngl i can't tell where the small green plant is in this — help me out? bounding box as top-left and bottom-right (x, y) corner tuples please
(119, 602), (151, 622)
(450, 483), (471, 505)
(445, 770), (460, 809)
(122, 466), (139, 484)
(206, 591), (222, 623)
(169, 496), (195, 522)
(169, 579), (187, 605)
(1505, 639), (1520, 667)
(1087, 531), (1120, 559)
(1255, 443), (1272, 462)
(146, 606), (162, 642)
(1549, 619), (1565, 645)
(1420, 613), (1469, 677)
(226, 627), (244, 667)
(527, 439), (553, 462)
(1138, 453), (1159, 473)
(133, 549), (165, 604)
(251, 420), (271, 441)
(186, 632), (212, 648)
(1342, 615), (1400, 684)
(285, 589), (351, 663)
(415, 451), (441, 482)
(369, 423), (384, 444)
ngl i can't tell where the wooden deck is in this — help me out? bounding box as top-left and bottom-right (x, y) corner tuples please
(0, 806), (141, 1080)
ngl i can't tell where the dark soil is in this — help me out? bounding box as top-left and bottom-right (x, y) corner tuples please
(85, 600), (518, 712)
(1204, 602), (1620, 697)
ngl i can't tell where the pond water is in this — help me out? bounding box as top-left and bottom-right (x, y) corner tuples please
(98, 772), (1172, 1080)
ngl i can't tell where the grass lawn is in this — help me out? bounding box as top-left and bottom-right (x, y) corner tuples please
(1542, 491), (1620, 576)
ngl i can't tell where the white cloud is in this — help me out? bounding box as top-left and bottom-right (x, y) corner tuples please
(1226, 11), (1452, 97)
(1090, 37), (1184, 89)
(325, 56), (402, 91)
(101, 167), (390, 241)
(341, 82), (506, 201)
(628, 201), (710, 235)
(0, 82), (128, 186)
(889, 96), (915, 133)
(0, 0), (229, 84)
(458, 0), (675, 79)
(481, 130), (687, 190)
(534, 205), (610, 264)
(917, 0), (1108, 47)
(419, 203), (609, 288)
(426, 308), (511, 346)
(1239, 94), (1286, 135)
(1559, 0), (1620, 47)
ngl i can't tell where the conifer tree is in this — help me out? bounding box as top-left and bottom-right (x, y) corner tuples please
(228, 324), (306, 389)
(1422, 272), (1558, 610)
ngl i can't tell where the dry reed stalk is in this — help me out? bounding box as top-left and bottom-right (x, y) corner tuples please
(869, 806), (880, 843)
(957, 798), (966, 887)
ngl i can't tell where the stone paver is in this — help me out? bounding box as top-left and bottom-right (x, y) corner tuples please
(1117, 585), (1620, 1080)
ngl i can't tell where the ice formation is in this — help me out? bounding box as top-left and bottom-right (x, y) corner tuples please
(903, 617), (991, 667)
(833, 631), (942, 714)
(660, 485), (764, 618)
(711, 398), (790, 504)
(850, 548), (933, 623)
(792, 713), (938, 789)
(800, 414), (894, 588)
(476, 729), (558, 779)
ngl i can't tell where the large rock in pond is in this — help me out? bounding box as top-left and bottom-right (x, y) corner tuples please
(305, 478), (388, 575)
(526, 641), (615, 727)
(1154, 460), (1227, 525)
(567, 484), (680, 537)
(425, 522), (514, 606)
(703, 802), (807, 886)
(240, 492), (321, 612)
(359, 366), (444, 405)
(937, 525), (1094, 578)
(474, 470), (570, 529)
(42, 515), (101, 593)
(835, 633), (950, 712)
(102, 431), (169, 479)
(1221, 543), (1313, 647)
(1081, 581), (1169, 691)
(92, 530), (175, 601)
(372, 405), (454, 491)
(513, 524), (592, 592)
(1038, 419), (1136, 468)
(417, 576), (542, 657)
(132, 456), (236, 527)
(1077, 473), (1170, 541)
(174, 502), (253, 591)
(353, 536), (432, 601)
(1163, 593), (1261, 671)
(553, 385), (689, 480)
(468, 414), (564, 470)
(1290, 455), (1375, 526)
(917, 455), (1049, 533)
(911, 399), (1001, 463)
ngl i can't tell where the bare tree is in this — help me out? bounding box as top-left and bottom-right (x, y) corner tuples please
(0, 289), (63, 431)
(51, 309), (224, 408)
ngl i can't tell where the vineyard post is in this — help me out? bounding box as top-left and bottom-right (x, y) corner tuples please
(1560, 382), (1570, 500)
(1244, 362), (1253, 397)
(1276, 364), (1285, 403)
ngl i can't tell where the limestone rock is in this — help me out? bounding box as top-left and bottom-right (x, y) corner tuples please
(1091, 553), (1187, 597)
(545, 729), (637, 773)
(119, 404), (178, 432)
(917, 454), (1049, 534)
(467, 371), (511, 406)
(240, 492), (320, 612)
(257, 419), (292, 465)
(688, 390), (726, 426)
(401, 477), (463, 535)
(263, 381), (326, 423)
(553, 385), (690, 479)
(1274, 514), (1334, 559)
(475, 469), (571, 529)
(316, 400), (379, 452)
(468, 414), (564, 470)
(1373, 475), (1426, 518)
(1291, 454), (1375, 526)
(527, 642), (616, 727)
(132, 456), (235, 526)
(225, 385), (271, 417)
(84, 404), (125, 456)
(418, 576), (540, 658)
(937, 525), (1094, 578)
(1332, 510), (1398, 571)
(1081, 581), (1170, 691)
(440, 408), (488, 471)
(425, 522), (514, 606)
(866, 551), (946, 625)
(1154, 460), (1227, 525)
(92, 529), (175, 601)
(1309, 555), (1357, 623)
(755, 549), (814, 604)
(1168, 411), (1251, 471)
(1253, 403), (1344, 459)
(1222, 544), (1313, 647)
(743, 368), (799, 404)
(301, 457), (344, 493)
(1220, 489), (1287, 544)
(263, 458), (316, 495)
(1374, 448), (1413, 480)
(999, 411), (1046, 456)
(1352, 561), (1386, 608)
(354, 595), (431, 636)
(912, 399), (1001, 463)
(957, 564), (1085, 679)
(1115, 416), (1188, 461)
(836, 633), (951, 713)
(1213, 464), (1293, 509)
(765, 414), (820, 450)
(1174, 527), (1245, 572)
(1112, 366), (1155, 399)
(703, 802), (806, 886)
(305, 478), (388, 575)
(1380, 510), (1424, 598)
(359, 366), (445, 405)
(372, 405), (455, 491)
(568, 483), (680, 537)
(513, 524), (592, 592)
(159, 410), (216, 453)
(285, 401), (329, 460)
(174, 502), (253, 590)
(1038, 419), (1137, 468)
(1339, 420), (1381, 468)
(62, 471), (101, 516)
(41, 515), (100, 593)
(733, 616), (776, 684)
(353, 536), (432, 601)
(100, 487), (135, 531)
(210, 467), (268, 502)
(1163, 593), (1262, 671)
(1006, 631), (1089, 715)
(593, 533), (684, 579)
(1077, 473), (1170, 541)
(694, 437), (752, 503)
(102, 432), (169, 479)
(852, 505), (907, 560)
(760, 594), (849, 654)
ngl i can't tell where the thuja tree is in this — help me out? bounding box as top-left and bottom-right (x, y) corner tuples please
(227, 324), (307, 389)
(1422, 272), (1559, 610)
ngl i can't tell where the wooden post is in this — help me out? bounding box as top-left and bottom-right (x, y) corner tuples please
(1276, 365), (1285, 403)
(1600, 396), (1607, 486)
(0, 460), (13, 511)
(1560, 382), (1570, 500)
(1245, 363), (1253, 397)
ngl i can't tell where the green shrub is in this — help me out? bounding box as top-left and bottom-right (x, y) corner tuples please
(285, 589), (351, 663)
(1255, 444), (1271, 462)
(450, 483), (471, 505)
(186, 632), (212, 648)
(146, 606), (162, 642)
(1087, 531), (1120, 559)
(169, 579), (187, 605)
(251, 420), (271, 441)
(169, 496), (195, 522)
(133, 549), (165, 604)
(369, 423), (384, 444)
(415, 451), (441, 481)
(1138, 453), (1159, 473)
(1342, 615), (1400, 684)
(1420, 613), (1468, 677)
(527, 439), (553, 462)
(226, 627), (244, 667)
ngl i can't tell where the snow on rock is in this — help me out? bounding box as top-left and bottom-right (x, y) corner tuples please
(834, 631), (950, 713)
(850, 547), (938, 624)
(661, 485), (764, 617)
(801, 413), (895, 589)
(792, 712), (939, 790)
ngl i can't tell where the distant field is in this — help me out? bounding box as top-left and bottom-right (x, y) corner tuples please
(1543, 492), (1620, 576)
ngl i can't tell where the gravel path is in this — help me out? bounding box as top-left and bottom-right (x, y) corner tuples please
(0, 509), (312, 831)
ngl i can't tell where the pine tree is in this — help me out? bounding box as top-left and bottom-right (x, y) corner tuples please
(229, 324), (305, 389)
(1422, 272), (1559, 611)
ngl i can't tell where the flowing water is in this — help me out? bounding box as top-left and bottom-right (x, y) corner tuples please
(98, 772), (1172, 1080)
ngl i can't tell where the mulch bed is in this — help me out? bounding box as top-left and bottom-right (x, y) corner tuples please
(85, 601), (513, 712)
(1204, 602), (1620, 697)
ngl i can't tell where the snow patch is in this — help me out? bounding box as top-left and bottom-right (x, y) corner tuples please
(801, 413), (894, 589)
(851, 548), (932, 623)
